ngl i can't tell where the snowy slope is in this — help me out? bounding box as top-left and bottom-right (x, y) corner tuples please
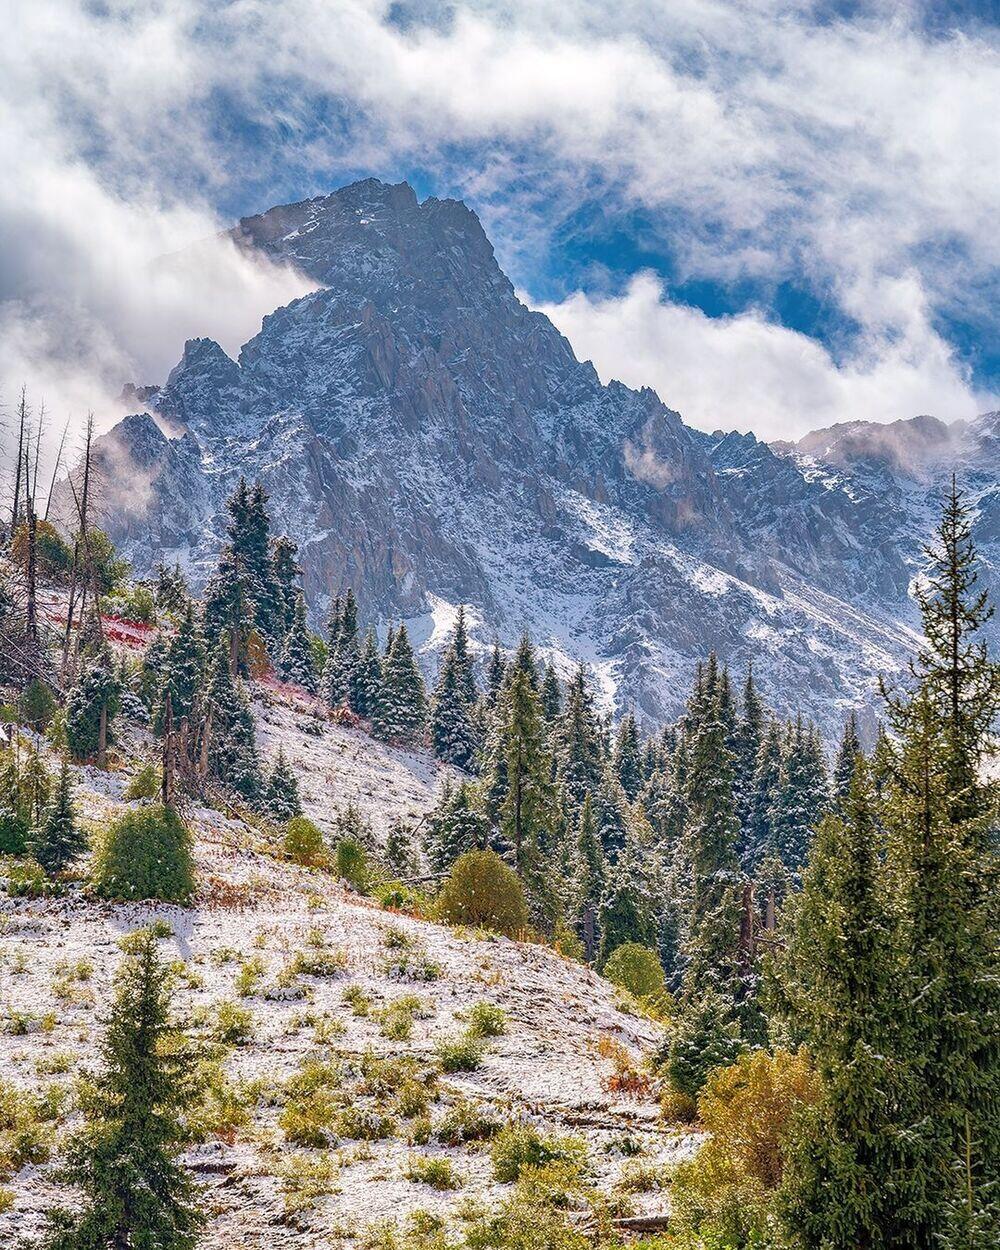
(0, 714), (689, 1248)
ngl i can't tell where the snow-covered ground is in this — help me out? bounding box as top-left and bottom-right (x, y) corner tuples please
(0, 709), (690, 1248)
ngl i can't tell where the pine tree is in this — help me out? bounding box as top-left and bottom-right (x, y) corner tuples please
(430, 650), (479, 770)
(21, 745), (51, 826)
(278, 591), (317, 692)
(555, 665), (604, 810)
(496, 668), (554, 872)
(66, 645), (121, 764)
(42, 931), (202, 1250)
(591, 772), (630, 863)
(263, 747), (302, 822)
(270, 535), (300, 639)
(832, 710), (862, 805)
(597, 842), (655, 968)
(540, 663), (562, 722)
(679, 682), (742, 1002)
(777, 762), (911, 1248)
(30, 761), (84, 874)
(385, 820), (418, 879)
(769, 718), (828, 876)
(203, 544), (254, 675)
(153, 603), (205, 734)
(426, 780), (491, 874)
(374, 624), (427, 745)
(154, 561), (189, 616)
(572, 795), (606, 963)
(203, 643), (262, 802)
(350, 627), (384, 719)
(612, 712), (643, 801)
(732, 663), (767, 845)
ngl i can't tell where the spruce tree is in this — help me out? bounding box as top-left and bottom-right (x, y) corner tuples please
(324, 591), (361, 709)
(769, 717), (828, 876)
(278, 591), (317, 692)
(540, 663), (562, 723)
(426, 780), (491, 874)
(572, 795), (606, 963)
(591, 773), (630, 862)
(777, 762), (910, 1248)
(374, 624), (427, 745)
(743, 720), (782, 872)
(202, 543), (254, 675)
(679, 683), (742, 1001)
(30, 760), (84, 874)
(510, 634), (538, 688)
(203, 643), (262, 802)
(496, 668), (554, 872)
(485, 643), (506, 707)
(42, 931), (202, 1250)
(66, 645), (121, 763)
(430, 650), (479, 770)
(270, 535), (300, 639)
(448, 606), (478, 705)
(732, 663), (767, 845)
(597, 843), (655, 968)
(612, 712), (643, 801)
(832, 710), (862, 805)
(263, 747), (302, 822)
(555, 665), (604, 810)
(350, 626), (384, 719)
(153, 603), (205, 734)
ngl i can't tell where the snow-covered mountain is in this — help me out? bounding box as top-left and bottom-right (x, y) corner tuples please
(73, 178), (999, 738)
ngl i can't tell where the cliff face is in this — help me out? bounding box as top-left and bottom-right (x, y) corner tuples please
(71, 178), (998, 737)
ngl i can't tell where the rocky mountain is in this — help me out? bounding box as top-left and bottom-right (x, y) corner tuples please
(68, 178), (999, 739)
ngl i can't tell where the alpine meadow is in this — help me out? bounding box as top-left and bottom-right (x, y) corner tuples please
(1, 4), (998, 1250)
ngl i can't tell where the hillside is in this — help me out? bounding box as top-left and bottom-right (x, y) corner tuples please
(0, 696), (688, 1248)
(58, 177), (998, 742)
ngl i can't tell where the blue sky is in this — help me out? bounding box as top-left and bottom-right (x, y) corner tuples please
(2, 1), (999, 445)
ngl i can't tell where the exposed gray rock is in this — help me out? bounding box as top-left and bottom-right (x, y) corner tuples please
(68, 178), (995, 740)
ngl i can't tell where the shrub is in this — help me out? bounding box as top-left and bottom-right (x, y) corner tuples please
(602, 943), (665, 999)
(2, 858), (56, 898)
(0, 806), (29, 857)
(91, 805), (195, 903)
(435, 1033), (484, 1073)
(290, 948), (349, 978)
(490, 1124), (587, 1184)
(436, 1099), (502, 1146)
(335, 838), (368, 889)
(343, 984), (371, 1016)
(436, 851), (528, 936)
(670, 1049), (820, 1246)
(280, 1091), (342, 1147)
(18, 679), (56, 730)
(335, 1106), (395, 1141)
(122, 763), (161, 802)
(381, 948), (441, 982)
(405, 1155), (462, 1190)
(466, 1002), (508, 1038)
(284, 816), (326, 866)
(211, 1001), (254, 1046)
(280, 1151), (338, 1217)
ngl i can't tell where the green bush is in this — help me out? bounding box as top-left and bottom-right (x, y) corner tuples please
(405, 1155), (462, 1190)
(661, 991), (744, 1100)
(285, 816), (326, 866)
(2, 858), (56, 898)
(18, 680), (56, 730)
(91, 805), (195, 903)
(490, 1124), (587, 1184)
(0, 806), (29, 857)
(435, 1099), (502, 1146)
(602, 943), (665, 998)
(210, 1001), (253, 1046)
(435, 1033), (484, 1073)
(466, 1002), (508, 1038)
(101, 584), (156, 625)
(122, 763), (161, 802)
(436, 850), (529, 936)
(335, 838), (368, 889)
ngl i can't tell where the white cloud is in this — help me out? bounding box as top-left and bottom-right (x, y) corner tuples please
(1, 0), (998, 463)
(537, 273), (995, 441)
